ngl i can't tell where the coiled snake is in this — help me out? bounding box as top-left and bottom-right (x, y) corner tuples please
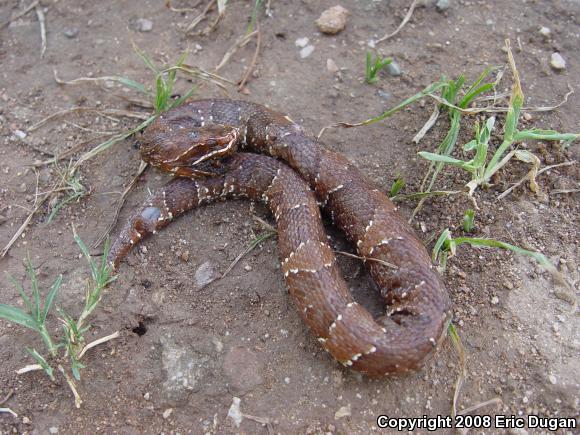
(109, 99), (452, 377)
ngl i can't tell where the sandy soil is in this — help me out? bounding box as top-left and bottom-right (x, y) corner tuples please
(0, 0), (578, 433)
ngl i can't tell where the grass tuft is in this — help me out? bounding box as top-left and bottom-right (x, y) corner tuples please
(0, 231), (118, 407)
(365, 51), (392, 84)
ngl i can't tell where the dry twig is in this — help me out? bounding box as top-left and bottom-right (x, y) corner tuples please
(1, 0), (39, 29)
(92, 161), (148, 248)
(238, 22), (261, 91)
(377, 0), (418, 43)
(35, 4), (46, 58)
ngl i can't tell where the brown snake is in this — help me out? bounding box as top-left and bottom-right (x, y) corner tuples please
(109, 99), (452, 377)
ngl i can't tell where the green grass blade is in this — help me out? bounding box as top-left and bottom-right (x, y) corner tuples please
(133, 43), (159, 75)
(418, 151), (474, 173)
(41, 274), (62, 323)
(432, 228), (451, 263)
(462, 209), (475, 233)
(461, 67), (492, 100)
(0, 304), (38, 330)
(364, 81), (449, 125)
(168, 85), (197, 111)
(459, 83), (494, 108)
(25, 348), (54, 380)
(389, 177), (405, 198)
(452, 237), (556, 272)
(25, 260), (41, 321)
(73, 227), (98, 281)
(6, 273), (33, 314)
(513, 129), (579, 144)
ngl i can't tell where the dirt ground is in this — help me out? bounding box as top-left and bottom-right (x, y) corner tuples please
(0, 0), (579, 433)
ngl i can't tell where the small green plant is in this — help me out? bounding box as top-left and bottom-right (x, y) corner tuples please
(418, 44), (578, 196)
(431, 228), (558, 276)
(0, 230), (118, 407)
(462, 209), (475, 233)
(389, 175), (405, 197)
(0, 258), (62, 356)
(365, 51), (392, 84)
(46, 162), (87, 224)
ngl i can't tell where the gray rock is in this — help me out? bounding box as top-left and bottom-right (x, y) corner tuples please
(386, 60), (402, 77)
(550, 52), (566, 71)
(538, 26), (551, 38)
(135, 18), (153, 32)
(315, 5), (349, 35)
(195, 261), (220, 289)
(377, 90), (391, 100)
(436, 0), (451, 12)
(300, 45), (315, 59)
(63, 28), (79, 38)
(223, 346), (264, 394)
(160, 335), (214, 399)
(295, 37), (309, 48)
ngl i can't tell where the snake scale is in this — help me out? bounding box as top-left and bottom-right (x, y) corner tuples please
(109, 99), (452, 377)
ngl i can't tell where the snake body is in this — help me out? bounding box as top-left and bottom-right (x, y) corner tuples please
(110, 99), (452, 377)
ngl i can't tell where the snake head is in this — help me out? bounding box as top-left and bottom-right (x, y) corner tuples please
(140, 123), (239, 175)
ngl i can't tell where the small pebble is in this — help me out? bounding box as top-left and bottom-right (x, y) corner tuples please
(295, 37), (309, 48)
(490, 296), (499, 305)
(326, 58), (339, 73)
(538, 26), (551, 38)
(63, 28), (79, 38)
(22, 417), (31, 424)
(548, 374), (557, 385)
(550, 52), (566, 71)
(162, 408), (173, 419)
(49, 428), (59, 434)
(135, 18), (153, 32)
(436, 0), (451, 12)
(284, 377), (290, 384)
(334, 404), (351, 419)
(13, 130), (27, 139)
(315, 5), (349, 35)
(377, 90), (390, 100)
(195, 261), (220, 289)
(244, 264), (253, 271)
(386, 60), (402, 77)
(143, 392), (150, 400)
(300, 45), (315, 59)
(502, 280), (514, 290)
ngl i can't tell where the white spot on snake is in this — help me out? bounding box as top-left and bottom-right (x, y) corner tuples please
(415, 280), (426, 288)
(290, 203), (307, 210)
(350, 353), (362, 361)
(346, 302), (355, 308)
(265, 168), (282, 193)
(365, 220), (374, 233)
(365, 346), (377, 355)
(327, 184), (344, 195)
(286, 268), (317, 275)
